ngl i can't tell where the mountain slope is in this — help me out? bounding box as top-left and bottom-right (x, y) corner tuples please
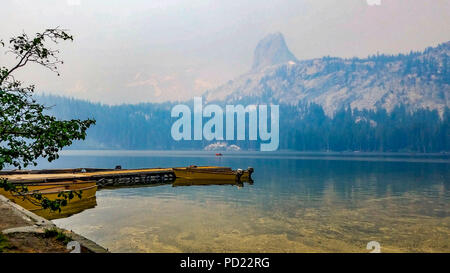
(205, 34), (449, 116)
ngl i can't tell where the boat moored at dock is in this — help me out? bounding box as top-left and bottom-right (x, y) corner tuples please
(0, 180), (98, 211)
(172, 166), (253, 182)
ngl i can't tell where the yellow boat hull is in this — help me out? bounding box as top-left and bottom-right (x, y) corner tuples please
(172, 166), (253, 182)
(0, 182), (97, 211)
(240, 172), (251, 182)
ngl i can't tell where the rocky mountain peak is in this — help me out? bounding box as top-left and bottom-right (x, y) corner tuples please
(206, 40), (449, 116)
(252, 32), (298, 70)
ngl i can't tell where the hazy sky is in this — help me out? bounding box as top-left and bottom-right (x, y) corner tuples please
(1, 0), (449, 104)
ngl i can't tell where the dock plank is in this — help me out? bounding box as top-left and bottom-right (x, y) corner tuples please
(0, 168), (174, 184)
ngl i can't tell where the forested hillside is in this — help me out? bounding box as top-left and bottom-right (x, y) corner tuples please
(38, 95), (449, 152)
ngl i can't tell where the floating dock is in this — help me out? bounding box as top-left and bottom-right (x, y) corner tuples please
(0, 168), (176, 188)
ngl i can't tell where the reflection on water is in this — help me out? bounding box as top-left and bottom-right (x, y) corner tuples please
(1, 180), (98, 220)
(36, 151), (449, 253)
(34, 196), (98, 220)
(172, 178), (252, 188)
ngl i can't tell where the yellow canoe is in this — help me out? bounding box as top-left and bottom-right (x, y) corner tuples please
(172, 166), (253, 182)
(173, 166), (237, 180)
(0, 181), (97, 211)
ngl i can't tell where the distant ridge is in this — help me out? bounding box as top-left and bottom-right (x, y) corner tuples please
(206, 33), (449, 116)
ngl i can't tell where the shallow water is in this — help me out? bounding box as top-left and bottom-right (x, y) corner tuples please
(35, 151), (449, 252)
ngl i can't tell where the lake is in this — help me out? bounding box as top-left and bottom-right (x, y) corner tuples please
(36, 151), (449, 252)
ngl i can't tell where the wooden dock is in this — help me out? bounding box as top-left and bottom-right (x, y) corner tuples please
(0, 168), (176, 188)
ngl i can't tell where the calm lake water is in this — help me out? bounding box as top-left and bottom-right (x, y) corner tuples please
(36, 151), (449, 252)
